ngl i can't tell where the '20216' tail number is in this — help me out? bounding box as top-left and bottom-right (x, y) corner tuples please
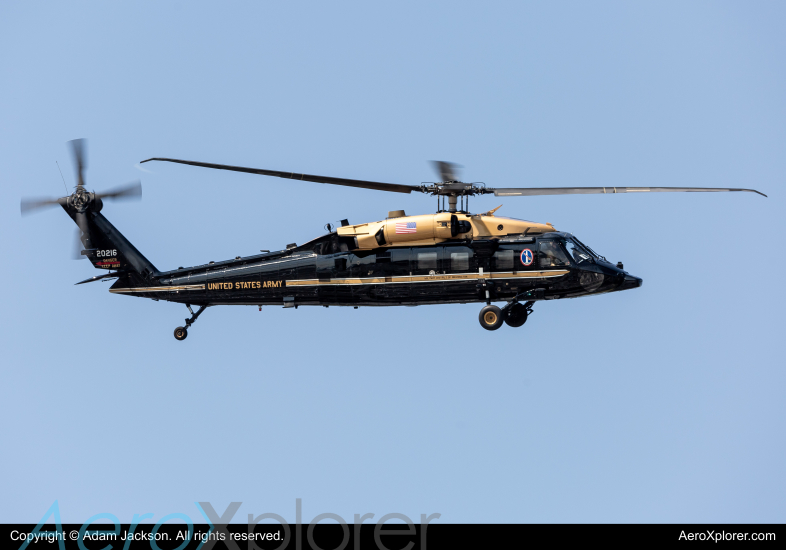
(97, 249), (117, 257)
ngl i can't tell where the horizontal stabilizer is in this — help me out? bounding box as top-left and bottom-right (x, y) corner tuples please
(75, 272), (125, 285)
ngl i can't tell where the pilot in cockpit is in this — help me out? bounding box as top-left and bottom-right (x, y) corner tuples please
(539, 240), (570, 267)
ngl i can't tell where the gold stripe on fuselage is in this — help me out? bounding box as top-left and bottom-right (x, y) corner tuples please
(286, 270), (569, 287)
(109, 284), (206, 294)
(109, 270), (569, 293)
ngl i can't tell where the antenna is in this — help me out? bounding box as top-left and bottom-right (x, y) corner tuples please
(56, 161), (69, 194)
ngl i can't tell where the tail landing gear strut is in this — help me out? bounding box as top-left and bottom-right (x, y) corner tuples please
(174, 304), (207, 341)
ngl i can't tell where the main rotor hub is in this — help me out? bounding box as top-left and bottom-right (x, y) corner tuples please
(421, 181), (492, 213)
(421, 181), (489, 197)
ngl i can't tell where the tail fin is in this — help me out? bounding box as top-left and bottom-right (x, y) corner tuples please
(71, 209), (157, 277)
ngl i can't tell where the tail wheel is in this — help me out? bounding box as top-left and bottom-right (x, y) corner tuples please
(174, 327), (188, 341)
(479, 305), (504, 331)
(504, 303), (528, 328)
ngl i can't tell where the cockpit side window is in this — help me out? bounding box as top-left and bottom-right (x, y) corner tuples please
(538, 240), (571, 267)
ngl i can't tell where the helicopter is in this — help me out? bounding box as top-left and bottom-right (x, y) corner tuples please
(22, 140), (766, 340)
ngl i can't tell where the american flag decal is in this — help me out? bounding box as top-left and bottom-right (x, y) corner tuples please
(395, 221), (417, 234)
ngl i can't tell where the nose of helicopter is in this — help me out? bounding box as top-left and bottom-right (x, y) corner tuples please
(619, 273), (643, 290)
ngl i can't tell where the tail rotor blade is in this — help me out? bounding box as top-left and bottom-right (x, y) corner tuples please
(69, 138), (87, 188)
(75, 211), (91, 249)
(20, 196), (66, 215)
(96, 180), (141, 201)
(72, 228), (86, 260)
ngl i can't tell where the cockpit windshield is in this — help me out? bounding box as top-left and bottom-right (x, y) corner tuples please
(538, 236), (605, 267)
(565, 238), (594, 265)
(568, 235), (606, 262)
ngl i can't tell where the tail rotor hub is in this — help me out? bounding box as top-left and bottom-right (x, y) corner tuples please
(70, 187), (92, 213)
(19, 140), (142, 261)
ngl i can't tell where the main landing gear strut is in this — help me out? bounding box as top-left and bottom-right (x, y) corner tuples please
(478, 300), (534, 331)
(174, 304), (207, 341)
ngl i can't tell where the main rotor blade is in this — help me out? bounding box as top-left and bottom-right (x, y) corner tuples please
(140, 157), (420, 194)
(492, 186), (767, 198)
(69, 138), (87, 188)
(431, 161), (461, 183)
(96, 180), (142, 200)
(20, 196), (67, 215)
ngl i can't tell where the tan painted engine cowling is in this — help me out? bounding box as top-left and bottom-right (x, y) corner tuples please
(337, 213), (555, 250)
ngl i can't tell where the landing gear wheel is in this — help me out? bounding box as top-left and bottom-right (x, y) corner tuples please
(504, 303), (528, 328)
(479, 305), (504, 331)
(174, 326), (188, 341)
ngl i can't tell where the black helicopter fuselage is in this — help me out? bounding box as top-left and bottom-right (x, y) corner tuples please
(108, 229), (642, 308)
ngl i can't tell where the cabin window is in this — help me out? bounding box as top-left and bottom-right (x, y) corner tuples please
(494, 249), (514, 270)
(348, 253), (376, 276)
(348, 253), (376, 268)
(539, 240), (570, 267)
(417, 251), (438, 270)
(389, 249), (410, 275)
(451, 252), (469, 271)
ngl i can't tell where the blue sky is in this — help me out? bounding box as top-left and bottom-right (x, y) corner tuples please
(1, 1), (784, 524)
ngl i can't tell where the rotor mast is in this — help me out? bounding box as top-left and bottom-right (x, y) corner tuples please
(436, 189), (474, 213)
